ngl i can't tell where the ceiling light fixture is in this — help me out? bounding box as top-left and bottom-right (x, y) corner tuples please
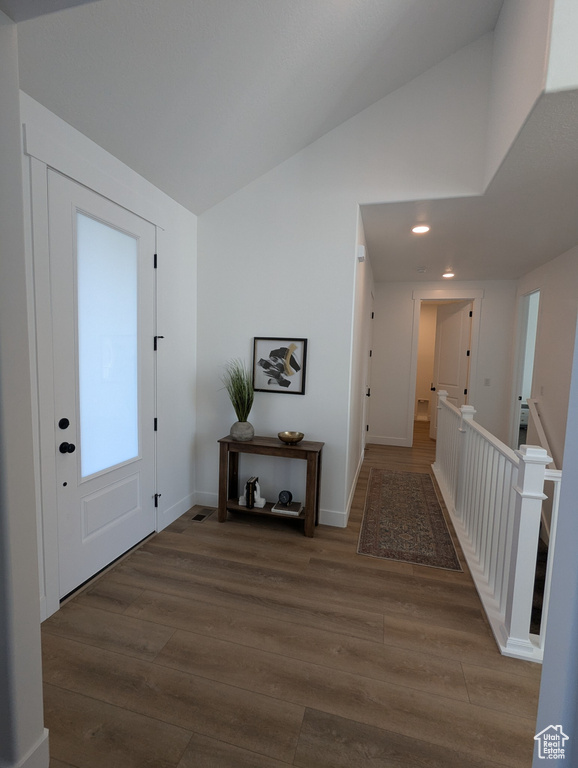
(442, 270), (455, 279)
(412, 225), (430, 234)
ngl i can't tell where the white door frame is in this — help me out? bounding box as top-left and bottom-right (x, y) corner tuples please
(408, 288), (484, 447)
(509, 288), (541, 449)
(23, 125), (164, 620)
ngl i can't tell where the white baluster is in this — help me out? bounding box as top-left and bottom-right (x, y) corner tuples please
(455, 405), (475, 523)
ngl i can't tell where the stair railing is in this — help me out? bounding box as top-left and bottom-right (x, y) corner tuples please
(432, 390), (561, 662)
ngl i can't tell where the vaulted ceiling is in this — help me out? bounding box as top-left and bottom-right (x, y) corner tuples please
(10, 0), (502, 214)
(4, 0), (578, 283)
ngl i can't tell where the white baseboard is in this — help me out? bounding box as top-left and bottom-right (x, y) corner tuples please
(157, 492), (195, 530)
(39, 595), (46, 623)
(343, 449), (364, 526)
(8, 728), (49, 768)
(318, 508), (348, 528)
(367, 435), (412, 447)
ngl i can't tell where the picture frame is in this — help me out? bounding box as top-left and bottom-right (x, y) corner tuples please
(253, 337), (307, 395)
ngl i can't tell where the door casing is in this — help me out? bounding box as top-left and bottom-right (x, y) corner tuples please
(25, 150), (161, 619)
(408, 289), (484, 447)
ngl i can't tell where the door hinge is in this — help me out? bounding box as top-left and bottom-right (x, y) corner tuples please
(371, 311), (374, 319)
(154, 493), (162, 508)
(366, 425), (369, 432)
(154, 253), (158, 269)
(154, 335), (165, 351)
(469, 310), (473, 317)
(154, 418), (158, 431)
(464, 388), (468, 395)
(369, 349), (373, 357)
(466, 350), (470, 356)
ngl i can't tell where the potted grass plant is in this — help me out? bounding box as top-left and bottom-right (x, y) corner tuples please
(222, 358), (255, 441)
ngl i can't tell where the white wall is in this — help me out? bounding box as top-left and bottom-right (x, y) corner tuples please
(369, 280), (517, 446)
(484, 0), (553, 186)
(533, 312), (578, 766)
(0, 12), (48, 768)
(196, 36), (493, 523)
(19, 94), (197, 615)
(546, 0), (578, 93)
(516, 245), (578, 467)
(521, 291), (540, 402)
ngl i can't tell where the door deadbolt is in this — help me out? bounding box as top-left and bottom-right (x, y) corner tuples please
(59, 442), (76, 454)
(58, 418), (70, 429)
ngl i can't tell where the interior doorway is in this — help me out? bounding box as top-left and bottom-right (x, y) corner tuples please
(408, 289), (483, 447)
(512, 290), (540, 448)
(415, 300), (473, 439)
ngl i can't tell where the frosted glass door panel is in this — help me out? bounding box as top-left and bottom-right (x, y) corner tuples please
(77, 213), (139, 477)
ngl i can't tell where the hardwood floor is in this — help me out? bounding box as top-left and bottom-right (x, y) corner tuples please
(42, 422), (541, 767)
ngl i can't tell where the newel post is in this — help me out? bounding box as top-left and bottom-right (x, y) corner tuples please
(505, 445), (551, 657)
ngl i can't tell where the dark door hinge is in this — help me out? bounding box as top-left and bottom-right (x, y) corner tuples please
(464, 389), (468, 395)
(154, 335), (165, 351)
(366, 425), (369, 432)
(466, 350), (470, 356)
(469, 310), (473, 317)
(154, 253), (158, 268)
(154, 418), (158, 431)
(154, 493), (161, 508)
(369, 350), (373, 357)
(371, 311), (374, 319)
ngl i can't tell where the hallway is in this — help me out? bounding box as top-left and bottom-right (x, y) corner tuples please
(41, 423), (541, 767)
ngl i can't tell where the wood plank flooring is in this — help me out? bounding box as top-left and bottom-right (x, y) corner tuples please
(42, 422), (541, 767)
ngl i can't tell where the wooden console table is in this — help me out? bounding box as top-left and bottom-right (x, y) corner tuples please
(218, 435), (324, 537)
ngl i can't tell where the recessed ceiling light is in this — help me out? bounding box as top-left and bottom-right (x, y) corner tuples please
(412, 225), (430, 234)
(442, 271), (455, 279)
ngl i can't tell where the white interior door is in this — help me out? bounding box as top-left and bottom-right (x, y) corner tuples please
(430, 301), (473, 439)
(48, 171), (156, 597)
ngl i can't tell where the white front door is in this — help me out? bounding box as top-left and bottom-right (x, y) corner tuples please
(48, 171), (156, 597)
(430, 301), (473, 438)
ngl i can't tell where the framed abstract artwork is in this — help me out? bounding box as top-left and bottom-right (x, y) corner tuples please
(253, 337), (307, 395)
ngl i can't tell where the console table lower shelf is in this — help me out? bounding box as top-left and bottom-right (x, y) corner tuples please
(218, 435), (324, 537)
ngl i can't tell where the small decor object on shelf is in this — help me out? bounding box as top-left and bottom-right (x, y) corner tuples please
(221, 358), (254, 441)
(278, 490), (293, 506)
(272, 490), (303, 516)
(278, 431), (304, 444)
(238, 476), (266, 509)
(253, 337), (307, 395)
(272, 489), (302, 516)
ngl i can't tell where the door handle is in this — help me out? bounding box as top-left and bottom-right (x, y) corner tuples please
(59, 442), (76, 454)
